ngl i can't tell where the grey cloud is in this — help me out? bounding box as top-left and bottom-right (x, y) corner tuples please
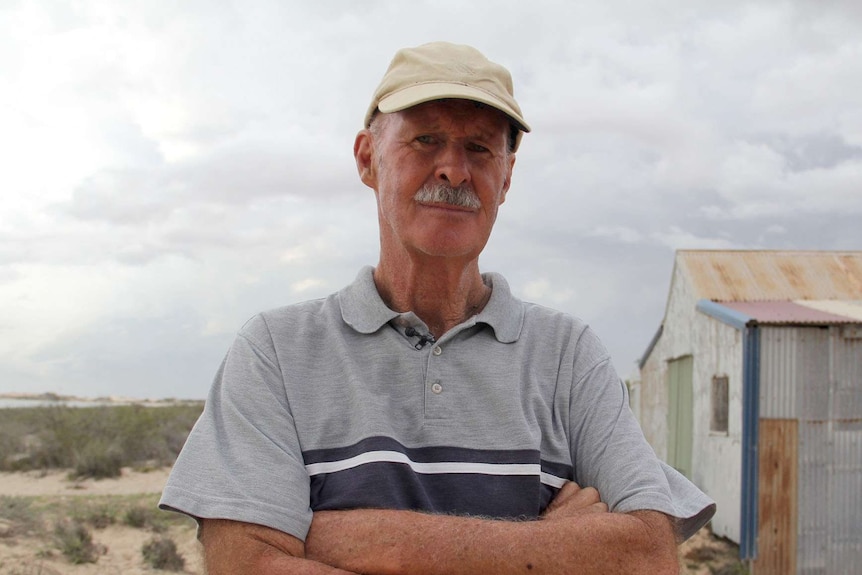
(26, 312), (229, 399)
(755, 133), (862, 172)
(61, 168), (174, 224)
(5, 0), (862, 399)
(66, 136), (356, 210)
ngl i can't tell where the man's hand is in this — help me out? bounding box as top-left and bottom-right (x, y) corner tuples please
(541, 481), (608, 520)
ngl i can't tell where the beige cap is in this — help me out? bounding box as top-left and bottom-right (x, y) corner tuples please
(365, 42), (530, 150)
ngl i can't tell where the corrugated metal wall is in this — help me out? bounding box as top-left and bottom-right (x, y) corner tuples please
(760, 327), (830, 419)
(759, 326), (862, 574)
(828, 331), (862, 573)
(798, 421), (829, 574)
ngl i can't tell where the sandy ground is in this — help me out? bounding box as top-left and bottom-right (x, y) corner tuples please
(1, 468), (203, 574)
(0, 523), (202, 575)
(0, 468), (171, 498)
(1, 468), (740, 574)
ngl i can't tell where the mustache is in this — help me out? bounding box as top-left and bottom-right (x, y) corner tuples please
(413, 183), (482, 209)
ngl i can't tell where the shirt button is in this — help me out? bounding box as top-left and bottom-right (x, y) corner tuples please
(431, 382), (443, 394)
(432, 346), (442, 356)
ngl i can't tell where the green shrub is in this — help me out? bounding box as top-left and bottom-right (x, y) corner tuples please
(123, 505), (150, 528)
(80, 504), (116, 529)
(70, 439), (124, 479)
(123, 504), (168, 532)
(53, 519), (101, 564)
(142, 536), (185, 571)
(0, 402), (204, 474)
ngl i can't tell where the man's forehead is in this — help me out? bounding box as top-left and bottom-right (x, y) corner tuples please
(394, 100), (510, 136)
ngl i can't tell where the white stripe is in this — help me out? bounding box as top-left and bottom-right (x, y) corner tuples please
(540, 472), (568, 488)
(305, 450), (541, 478)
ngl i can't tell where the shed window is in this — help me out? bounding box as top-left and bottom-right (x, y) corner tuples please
(711, 375), (729, 433)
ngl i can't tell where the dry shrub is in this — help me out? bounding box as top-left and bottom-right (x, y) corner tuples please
(710, 563), (750, 575)
(123, 504), (168, 532)
(70, 439), (124, 479)
(123, 505), (150, 528)
(80, 504), (117, 529)
(0, 495), (39, 536)
(53, 519), (102, 564)
(142, 536), (185, 571)
(685, 545), (723, 563)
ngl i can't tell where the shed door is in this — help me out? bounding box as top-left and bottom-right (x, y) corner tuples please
(754, 418), (798, 575)
(667, 355), (693, 478)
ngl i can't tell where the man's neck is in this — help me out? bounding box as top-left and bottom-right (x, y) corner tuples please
(373, 256), (491, 339)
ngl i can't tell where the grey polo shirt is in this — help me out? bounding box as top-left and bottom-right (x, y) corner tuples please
(159, 266), (714, 541)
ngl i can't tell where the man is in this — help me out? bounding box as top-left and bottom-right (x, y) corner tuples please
(160, 42), (715, 574)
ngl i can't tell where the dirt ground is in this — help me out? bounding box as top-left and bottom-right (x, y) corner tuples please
(0, 468), (173, 499)
(1, 468), (742, 574)
(0, 468), (202, 575)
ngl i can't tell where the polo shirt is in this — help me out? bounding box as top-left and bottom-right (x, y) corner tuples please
(159, 267), (714, 541)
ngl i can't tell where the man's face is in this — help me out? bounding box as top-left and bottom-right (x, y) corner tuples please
(356, 99), (515, 263)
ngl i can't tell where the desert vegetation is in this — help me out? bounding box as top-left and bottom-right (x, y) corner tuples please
(0, 403), (203, 573)
(0, 403), (203, 479)
(0, 491), (193, 573)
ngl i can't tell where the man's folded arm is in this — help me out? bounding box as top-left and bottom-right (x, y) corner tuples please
(305, 483), (679, 575)
(197, 518), (358, 575)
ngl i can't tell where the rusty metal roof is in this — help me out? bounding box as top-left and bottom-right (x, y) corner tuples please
(719, 301), (860, 324)
(678, 250), (862, 302)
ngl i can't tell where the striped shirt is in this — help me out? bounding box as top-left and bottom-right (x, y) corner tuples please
(160, 267), (714, 541)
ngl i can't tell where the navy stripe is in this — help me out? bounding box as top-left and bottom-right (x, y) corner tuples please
(302, 435), (540, 466)
(302, 436), (574, 517)
(310, 462), (549, 519)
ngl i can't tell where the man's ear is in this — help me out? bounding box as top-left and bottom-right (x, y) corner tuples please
(499, 153), (516, 204)
(354, 130), (377, 189)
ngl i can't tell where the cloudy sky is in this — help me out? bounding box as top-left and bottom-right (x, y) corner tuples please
(3, 0), (861, 400)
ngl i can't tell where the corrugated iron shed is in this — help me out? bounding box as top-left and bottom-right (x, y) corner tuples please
(678, 250), (862, 302)
(719, 301), (860, 325)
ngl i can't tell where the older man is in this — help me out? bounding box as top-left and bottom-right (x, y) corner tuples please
(160, 42), (714, 574)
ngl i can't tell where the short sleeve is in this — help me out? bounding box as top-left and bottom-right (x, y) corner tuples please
(568, 328), (715, 541)
(159, 314), (313, 541)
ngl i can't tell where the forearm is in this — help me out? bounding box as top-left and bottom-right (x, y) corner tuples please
(306, 508), (678, 575)
(199, 519), (359, 575)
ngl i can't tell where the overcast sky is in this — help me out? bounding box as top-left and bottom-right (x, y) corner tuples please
(3, 0), (861, 400)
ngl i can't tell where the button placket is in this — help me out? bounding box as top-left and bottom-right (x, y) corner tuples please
(424, 341), (450, 419)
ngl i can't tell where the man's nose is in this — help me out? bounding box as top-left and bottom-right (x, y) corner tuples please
(434, 145), (470, 188)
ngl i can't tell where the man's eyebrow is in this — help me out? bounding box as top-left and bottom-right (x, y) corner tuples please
(404, 122), (504, 142)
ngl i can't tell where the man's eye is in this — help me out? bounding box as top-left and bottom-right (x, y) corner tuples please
(415, 135), (434, 144)
(467, 143), (489, 153)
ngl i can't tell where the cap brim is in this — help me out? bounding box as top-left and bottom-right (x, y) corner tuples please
(377, 82), (531, 133)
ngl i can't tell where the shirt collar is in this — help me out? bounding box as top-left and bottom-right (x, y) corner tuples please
(338, 266), (524, 343)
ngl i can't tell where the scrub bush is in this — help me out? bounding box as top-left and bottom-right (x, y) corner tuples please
(0, 402), (204, 473)
(0, 496), (39, 536)
(123, 504), (168, 532)
(142, 536), (185, 571)
(53, 519), (101, 564)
